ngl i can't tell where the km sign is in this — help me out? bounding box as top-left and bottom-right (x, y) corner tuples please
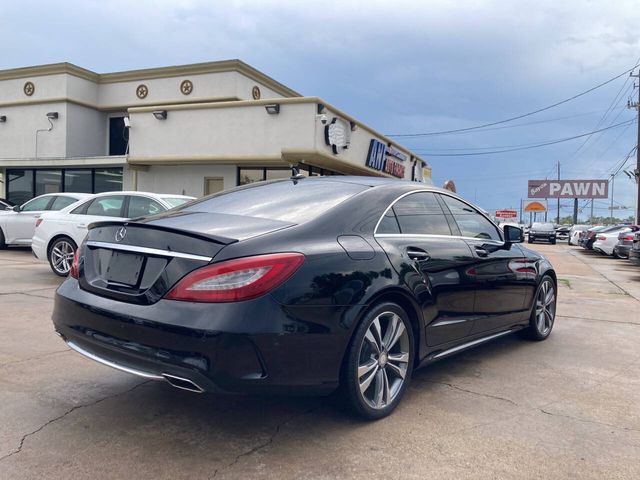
(527, 179), (609, 199)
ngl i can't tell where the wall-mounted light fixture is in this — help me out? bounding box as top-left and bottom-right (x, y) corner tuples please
(35, 112), (59, 159)
(153, 110), (168, 120)
(264, 104), (280, 115)
(0, 115), (6, 123)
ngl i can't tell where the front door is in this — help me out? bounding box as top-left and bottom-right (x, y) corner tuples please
(438, 194), (528, 334)
(375, 191), (477, 346)
(6, 195), (53, 243)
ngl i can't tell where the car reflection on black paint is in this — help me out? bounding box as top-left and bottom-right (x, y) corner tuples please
(52, 176), (557, 419)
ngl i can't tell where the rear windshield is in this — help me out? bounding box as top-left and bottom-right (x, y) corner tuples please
(163, 197), (192, 208)
(180, 180), (367, 223)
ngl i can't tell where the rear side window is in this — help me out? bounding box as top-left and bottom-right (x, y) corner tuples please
(380, 192), (452, 235)
(128, 196), (165, 217)
(181, 180), (366, 223)
(50, 196), (79, 210)
(82, 195), (125, 217)
(440, 195), (501, 241)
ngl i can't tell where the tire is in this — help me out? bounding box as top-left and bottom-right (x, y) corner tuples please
(550, 239), (556, 245)
(528, 237), (534, 244)
(521, 275), (556, 341)
(0, 229), (6, 249)
(48, 237), (77, 277)
(341, 302), (415, 420)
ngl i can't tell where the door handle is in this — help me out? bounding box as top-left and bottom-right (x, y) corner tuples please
(407, 247), (430, 261)
(474, 246), (489, 257)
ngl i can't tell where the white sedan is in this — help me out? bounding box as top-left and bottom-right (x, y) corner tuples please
(32, 191), (194, 276)
(0, 193), (91, 248)
(592, 227), (634, 256)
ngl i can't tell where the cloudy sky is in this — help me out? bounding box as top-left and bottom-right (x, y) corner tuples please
(1, 0), (639, 220)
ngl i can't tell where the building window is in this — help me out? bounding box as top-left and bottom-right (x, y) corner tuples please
(95, 168), (123, 193)
(237, 165), (341, 186)
(64, 170), (93, 193)
(35, 170), (62, 196)
(6, 167), (123, 205)
(7, 170), (34, 206)
(109, 117), (129, 156)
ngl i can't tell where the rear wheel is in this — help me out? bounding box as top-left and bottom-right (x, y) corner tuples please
(48, 237), (77, 277)
(341, 302), (414, 420)
(522, 276), (556, 341)
(0, 229), (6, 249)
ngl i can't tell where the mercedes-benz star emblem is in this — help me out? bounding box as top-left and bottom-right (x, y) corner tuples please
(115, 227), (127, 242)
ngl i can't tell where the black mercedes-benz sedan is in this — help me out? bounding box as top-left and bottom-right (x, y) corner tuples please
(53, 176), (557, 419)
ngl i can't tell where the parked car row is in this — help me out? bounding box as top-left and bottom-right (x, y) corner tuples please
(571, 223), (640, 263)
(0, 191), (194, 275)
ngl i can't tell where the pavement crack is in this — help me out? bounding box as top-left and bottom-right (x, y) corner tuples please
(538, 408), (640, 433)
(210, 402), (324, 479)
(0, 380), (150, 463)
(0, 349), (69, 369)
(415, 379), (519, 406)
(557, 315), (640, 327)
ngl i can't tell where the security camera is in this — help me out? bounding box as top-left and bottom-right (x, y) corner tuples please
(317, 114), (328, 125)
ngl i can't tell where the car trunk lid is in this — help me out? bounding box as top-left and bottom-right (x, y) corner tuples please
(78, 212), (295, 304)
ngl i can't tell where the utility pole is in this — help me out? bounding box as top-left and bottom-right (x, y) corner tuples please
(573, 198), (578, 225)
(610, 173), (615, 225)
(556, 160), (561, 224)
(590, 199), (594, 224)
(628, 71), (640, 224)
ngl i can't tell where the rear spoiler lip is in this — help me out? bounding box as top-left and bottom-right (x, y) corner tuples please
(88, 220), (239, 246)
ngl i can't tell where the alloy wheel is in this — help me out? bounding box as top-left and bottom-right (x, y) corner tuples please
(50, 240), (75, 275)
(357, 311), (410, 410)
(535, 279), (556, 335)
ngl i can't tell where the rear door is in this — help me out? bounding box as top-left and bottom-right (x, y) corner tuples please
(438, 194), (528, 333)
(374, 191), (477, 346)
(70, 195), (127, 242)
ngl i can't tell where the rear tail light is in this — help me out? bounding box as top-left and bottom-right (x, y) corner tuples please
(35, 218), (43, 227)
(623, 235), (634, 241)
(596, 236), (606, 241)
(165, 253), (305, 303)
(70, 249), (80, 279)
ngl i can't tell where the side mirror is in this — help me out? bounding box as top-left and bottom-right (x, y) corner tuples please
(504, 225), (524, 243)
(12, 205), (21, 213)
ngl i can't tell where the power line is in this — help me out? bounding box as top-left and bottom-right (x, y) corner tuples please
(414, 118), (636, 156)
(386, 63), (640, 137)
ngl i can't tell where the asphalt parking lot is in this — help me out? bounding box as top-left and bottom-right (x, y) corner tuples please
(1, 244), (639, 479)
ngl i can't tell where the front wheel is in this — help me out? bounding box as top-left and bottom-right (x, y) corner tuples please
(522, 276), (556, 341)
(341, 302), (414, 420)
(48, 237), (77, 277)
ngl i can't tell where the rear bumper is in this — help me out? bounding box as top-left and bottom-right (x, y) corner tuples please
(614, 245), (631, 258)
(53, 278), (349, 395)
(31, 235), (47, 260)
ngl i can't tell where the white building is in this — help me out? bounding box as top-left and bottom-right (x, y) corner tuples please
(0, 60), (431, 204)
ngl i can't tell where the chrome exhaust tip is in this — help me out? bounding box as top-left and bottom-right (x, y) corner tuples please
(162, 373), (205, 394)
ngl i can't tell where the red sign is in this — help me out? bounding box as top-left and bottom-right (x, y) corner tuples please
(495, 209), (518, 218)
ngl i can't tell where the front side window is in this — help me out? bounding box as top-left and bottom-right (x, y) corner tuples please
(380, 192), (452, 236)
(440, 195), (501, 241)
(83, 195), (125, 217)
(127, 196), (165, 217)
(21, 196), (52, 212)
